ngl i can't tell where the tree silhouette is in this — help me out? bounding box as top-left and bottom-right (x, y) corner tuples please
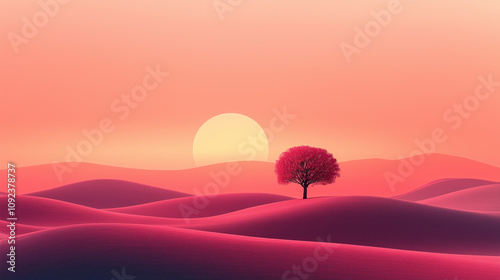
(275, 146), (340, 199)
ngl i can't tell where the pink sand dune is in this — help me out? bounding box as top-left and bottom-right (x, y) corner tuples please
(421, 184), (500, 212)
(1, 223), (498, 280)
(481, 212), (500, 217)
(26, 179), (191, 208)
(0, 195), (177, 227)
(182, 196), (500, 255)
(5, 194), (500, 255)
(0, 220), (47, 237)
(107, 193), (292, 218)
(394, 178), (497, 201)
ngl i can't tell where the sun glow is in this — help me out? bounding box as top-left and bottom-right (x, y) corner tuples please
(193, 113), (269, 166)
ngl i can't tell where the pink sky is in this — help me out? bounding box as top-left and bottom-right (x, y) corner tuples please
(1, 0), (499, 169)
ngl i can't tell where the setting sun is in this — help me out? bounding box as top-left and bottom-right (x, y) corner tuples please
(193, 113), (269, 166)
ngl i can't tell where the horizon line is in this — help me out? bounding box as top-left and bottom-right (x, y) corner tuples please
(3, 153), (499, 171)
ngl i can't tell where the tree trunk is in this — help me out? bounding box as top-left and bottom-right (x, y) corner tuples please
(303, 186), (308, 199)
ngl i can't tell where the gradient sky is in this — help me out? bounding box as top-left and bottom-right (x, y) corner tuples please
(1, 0), (499, 169)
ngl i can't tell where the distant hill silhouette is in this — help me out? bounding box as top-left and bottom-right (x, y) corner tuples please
(421, 183), (500, 212)
(27, 179), (190, 208)
(5, 154), (500, 197)
(394, 178), (496, 201)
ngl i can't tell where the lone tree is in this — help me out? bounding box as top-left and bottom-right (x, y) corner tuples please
(275, 146), (340, 199)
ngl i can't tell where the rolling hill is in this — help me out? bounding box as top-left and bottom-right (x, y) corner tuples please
(0, 195), (177, 227)
(107, 193), (292, 218)
(421, 184), (500, 212)
(26, 179), (191, 208)
(182, 196), (500, 255)
(1, 223), (498, 280)
(394, 178), (497, 201)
